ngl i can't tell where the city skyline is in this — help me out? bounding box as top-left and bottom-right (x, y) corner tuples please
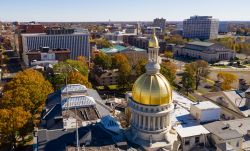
(1, 0), (250, 22)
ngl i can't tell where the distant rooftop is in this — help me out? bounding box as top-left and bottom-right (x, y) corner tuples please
(101, 45), (146, 54)
(187, 41), (214, 47)
(101, 45), (126, 53)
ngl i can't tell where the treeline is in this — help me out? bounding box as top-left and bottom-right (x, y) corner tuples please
(211, 37), (250, 55)
(93, 52), (177, 89)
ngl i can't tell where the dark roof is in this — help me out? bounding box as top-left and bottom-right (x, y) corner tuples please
(37, 124), (116, 151)
(46, 90), (61, 108)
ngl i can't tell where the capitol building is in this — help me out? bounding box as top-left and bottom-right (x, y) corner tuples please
(126, 31), (176, 150)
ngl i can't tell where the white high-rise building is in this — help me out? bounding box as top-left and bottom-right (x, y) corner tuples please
(183, 16), (219, 40)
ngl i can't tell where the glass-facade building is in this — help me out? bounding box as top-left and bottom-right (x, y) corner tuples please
(183, 16), (219, 40)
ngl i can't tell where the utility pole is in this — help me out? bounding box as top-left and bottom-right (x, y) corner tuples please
(75, 107), (79, 151)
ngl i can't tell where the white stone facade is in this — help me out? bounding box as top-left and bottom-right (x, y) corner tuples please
(127, 97), (174, 150)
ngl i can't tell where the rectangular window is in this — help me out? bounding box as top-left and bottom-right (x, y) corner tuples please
(185, 139), (190, 146)
(195, 136), (199, 143)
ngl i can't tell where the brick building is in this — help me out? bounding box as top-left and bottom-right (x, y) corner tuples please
(26, 47), (70, 66)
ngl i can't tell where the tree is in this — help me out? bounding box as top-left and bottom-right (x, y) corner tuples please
(160, 61), (177, 85)
(0, 107), (31, 149)
(164, 51), (173, 59)
(77, 56), (88, 66)
(3, 69), (53, 125)
(185, 60), (210, 90)
(217, 72), (238, 90)
(181, 72), (195, 95)
(67, 72), (92, 88)
(66, 59), (88, 77)
(164, 35), (188, 45)
(93, 52), (112, 69)
(111, 53), (128, 69)
(51, 59), (89, 89)
(118, 62), (132, 89)
(1, 87), (33, 112)
(94, 38), (112, 48)
(135, 59), (147, 77)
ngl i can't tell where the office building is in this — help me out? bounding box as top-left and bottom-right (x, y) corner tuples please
(174, 41), (235, 62)
(183, 16), (219, 40)
(219, 22), (229, 33)
(21, 29), (90, 65)
(143, 26), (162, 35)
(153, 18), (166, 34)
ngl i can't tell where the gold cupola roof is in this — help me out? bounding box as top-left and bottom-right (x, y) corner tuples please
(148, 30), (159, 48)
(132, 31), (172, 106)
(132, 73), (172, 105)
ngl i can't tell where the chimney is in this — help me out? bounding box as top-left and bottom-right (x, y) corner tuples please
(239, 79), (249, 91)
(247, 130), (250, 137)
(214, 80), (222, 92)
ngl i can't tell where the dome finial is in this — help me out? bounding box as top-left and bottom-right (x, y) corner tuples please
(146, 28), (160, 75)
(148, 28), (159, 48)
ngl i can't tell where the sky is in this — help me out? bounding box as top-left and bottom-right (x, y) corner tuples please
(1, 0), (250, 22)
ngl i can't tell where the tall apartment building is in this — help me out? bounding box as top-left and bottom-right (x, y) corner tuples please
(21, 28), (90, 65)
(183, 16), (219, 40)
(153, 18), (166, 34)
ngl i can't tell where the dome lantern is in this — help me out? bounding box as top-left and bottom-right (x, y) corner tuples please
(132, 30), (172, 106)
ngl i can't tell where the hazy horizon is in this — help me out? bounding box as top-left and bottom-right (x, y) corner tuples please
(1, 0), (250, 22)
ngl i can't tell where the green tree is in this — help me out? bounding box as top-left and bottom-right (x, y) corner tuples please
(95, 38), (112, 48)
(181, 72), (195, 95)
(185, 60), (210, 90)
(135, 59), (147, 77)
(160, 61), (177, 85)
(164, 51), (173, 59)
(118, 62), (132, 89)
(67, 72), (92, 88)
(165, 35), (188, 45)
(93, 52), (112, 69)
(111, 53), (129, 69)
(66, 59), (88, 77)
(51, 59), (89, 89)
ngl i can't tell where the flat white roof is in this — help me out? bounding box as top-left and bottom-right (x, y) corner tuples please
(192, 101), (220, 110)
(61, 95), (96, 109)
(176, 125), (210, 138)
(21, 32), (88, 37)
(61, 84), (87, 94)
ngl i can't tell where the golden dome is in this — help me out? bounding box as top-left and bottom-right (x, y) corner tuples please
(132, 73), (172, 106)
(148, 32), (159, 48)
